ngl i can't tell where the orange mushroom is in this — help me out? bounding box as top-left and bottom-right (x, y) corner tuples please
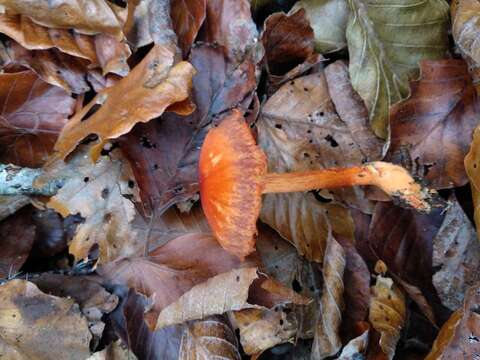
(199, 110), (433, 259)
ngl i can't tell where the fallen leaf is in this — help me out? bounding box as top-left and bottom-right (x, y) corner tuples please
(88, 340), (137, 360)
(201, 0), (258, 61)
(261, 9), (315, 76)
(0, 195), (30, 221)
(387, 59), (480, 189)
(1, 39), (92, 93)
(452, 0), (480, 78)
(178, 315), (241, 359)
(32, 273), (118, 347)
(0, 70), (74, 167)
(0, 279), (92, 359)
(124, 0), (178, 50)
(432, 197), (480, 311)
(99, 232), (246, 316)
(312, 237), (345, 359)
(155, 268), (258, 329)
(369, 276), (406, 360)
(120, 45), (256, 212)
(0, 14), (131, 76)
(260, 192), (353, 263)
(54, 44), (195, 160)
(231, 306), (297, 355)
(291, 0), (349, 53)
(38, 147), (141, 263)
(0, 0), (127, 39)
(0, 207), (35, 279)
(465, 124), (480, 240)
(171, 0), (207, 56)
(346, 0), (450, 138)
(425, 283), (480, 359)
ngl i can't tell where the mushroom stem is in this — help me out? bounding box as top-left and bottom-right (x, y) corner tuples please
(262, 161), (432, 212)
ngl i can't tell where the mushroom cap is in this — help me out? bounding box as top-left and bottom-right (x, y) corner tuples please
(199, 110), (267, 259)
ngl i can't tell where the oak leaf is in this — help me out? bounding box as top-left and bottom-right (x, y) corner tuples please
(54, 44), (195, 160)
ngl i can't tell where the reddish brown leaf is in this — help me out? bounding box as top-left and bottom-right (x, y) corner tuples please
(0, 0), (127, 39)
(261, 9), (314, 76)
(426, 283), (480, 359)
(0, 70), (74, 167)
(0, 207), (35, 279)
(171, 0), (206, 56)
(98, 233), (248, 315)
(120, 45), (256, 212)
(54, 44), (195, 160)
(1, 40), (92, 93)
(387, 59), (480, 189)
(0, 14), (131, 76)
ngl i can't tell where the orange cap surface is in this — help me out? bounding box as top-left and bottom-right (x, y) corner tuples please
(199, 110), (267, 259)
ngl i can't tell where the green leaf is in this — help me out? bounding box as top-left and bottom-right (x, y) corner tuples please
(346, 0), (450, 139)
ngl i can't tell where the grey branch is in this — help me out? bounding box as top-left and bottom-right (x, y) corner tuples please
(0, 164), (63, 196)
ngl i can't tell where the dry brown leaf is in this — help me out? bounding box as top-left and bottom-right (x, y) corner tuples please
(155, 267), (258, 329)
(312, 237), (345, 359)
(0, 14), (131, 76)
(0, 279), (92, 359)
(38, 147), (141, 263)
(465, 125), (480, 241)
(179, 315), (241, 360)
(99, 232), (247, 317)
(1, 40), (92, 93)
(433, 198), (480, 311)
(260, 192), (354, 263)
(171, 0), (207, 56)
(231, 307), (297, 355)
(0, 0), (127, 39)
(425, 283), (480, 359)
(369, 276), (406, 360)
(387, 59), (480, 189)
(0, 70), (74, 167)
(54, 44), (195, 160)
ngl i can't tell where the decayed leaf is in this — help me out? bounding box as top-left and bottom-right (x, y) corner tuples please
(261, 9), (315, 76)
(433, 197), (480, 310)
(155, 268), (258, 329)
(88, 340), (137, 360)
(452, 0), (480, 76)
(231, 307), (297, 355)
(0, 14), (131, 76)
(369, 276), (406, 360)
(171, 0), (207, 56)
(0, 279), (92, 359)
(178, 315), (241, 360)
(0, 207), (35, 278)
(387, 59), (480, 189)
(260, 192), (353, 263)
(38, 147), (141, 263)
(99, 232), (246, 316)
(54, 44), (195, 160)
(338, 329), (369, 359)
(124, 0), (177, 50)
(346, 0), (450, 138)
(0, 0), (127, 39)
(425, 283), (480, 359)
(465, 125), (480, 240)
(0, 70), (74, 167)
(202, 0), (258, 61)
(120, 45), (256, 211)
(1, 39), (92, 93)
(0, 195), (30, 221)
(32, 274), (119, 346)
(291, 0), (349, 53)
(312, 237), (345, 359)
